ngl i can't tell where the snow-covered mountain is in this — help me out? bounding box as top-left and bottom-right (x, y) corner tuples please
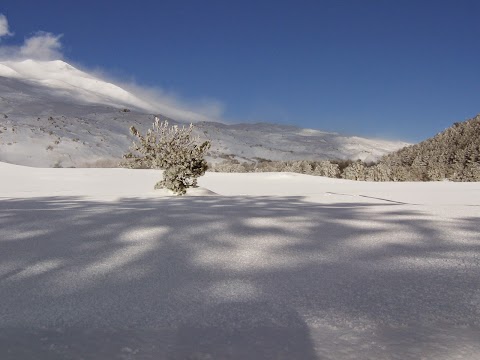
(0, 59), (409, 167)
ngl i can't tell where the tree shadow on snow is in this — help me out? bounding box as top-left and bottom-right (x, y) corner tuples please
(0, 195), (479, 359)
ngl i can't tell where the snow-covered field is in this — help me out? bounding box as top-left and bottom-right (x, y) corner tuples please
(1, 162), (479, 359)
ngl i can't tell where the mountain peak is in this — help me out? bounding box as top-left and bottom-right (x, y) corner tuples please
(0, 58), (159, 113)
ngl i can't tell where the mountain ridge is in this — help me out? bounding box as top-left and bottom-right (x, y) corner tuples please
(0, 59), (409, 167)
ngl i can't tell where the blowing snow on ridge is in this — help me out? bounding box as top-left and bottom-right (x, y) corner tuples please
(0, 59), (409, 167)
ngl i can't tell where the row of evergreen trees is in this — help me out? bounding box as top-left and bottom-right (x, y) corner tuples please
(211, 115), (480, 181)
(377, 115), (480, 181)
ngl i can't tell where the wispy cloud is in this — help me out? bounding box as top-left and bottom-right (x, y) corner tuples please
(18, 32), (63, 60)
(1, 14), (62, 60)
(112, 80), (225, 123)
(0, 14), (13, 39)
(75, 64), (225, 122)
(0, 24), (63, 61)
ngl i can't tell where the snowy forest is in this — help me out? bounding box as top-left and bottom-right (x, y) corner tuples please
(211, 115), (480, 182)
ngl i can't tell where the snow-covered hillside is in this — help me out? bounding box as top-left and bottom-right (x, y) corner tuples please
(0, 59), (409, 167)
(0, 162), (479, 359)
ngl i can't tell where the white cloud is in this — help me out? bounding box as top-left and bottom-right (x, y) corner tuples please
(0, 32), (63, 61)
(0, 14), (62, 60)
(0, 14), (13, 39)
(19, 32), (63, 60)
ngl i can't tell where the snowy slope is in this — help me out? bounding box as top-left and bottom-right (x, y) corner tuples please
(0, 162), (479, 359)
(0, 59), (161, 112)
(0, 59), (409, 167)
(199, 121), (408, 164)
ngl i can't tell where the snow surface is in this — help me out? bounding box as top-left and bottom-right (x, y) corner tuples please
(1, 162), (479, 359)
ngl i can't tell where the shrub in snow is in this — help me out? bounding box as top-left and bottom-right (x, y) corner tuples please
(122, 117), (211, 195)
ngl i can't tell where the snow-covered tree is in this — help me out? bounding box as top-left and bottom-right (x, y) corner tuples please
(122, 117), (211, 195)
(342, 160), (367, 180)
(312, 160), (340, 178)
(365, 163), (391, 181)
(378, 114), (480, 181)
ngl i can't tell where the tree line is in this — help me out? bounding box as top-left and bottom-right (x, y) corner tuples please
(211, 115), (480, 182)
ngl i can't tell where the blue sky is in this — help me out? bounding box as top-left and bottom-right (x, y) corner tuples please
(1, 0), (479, 142)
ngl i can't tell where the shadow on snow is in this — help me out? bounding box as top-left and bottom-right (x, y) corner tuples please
(0, 196), (479, 359)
